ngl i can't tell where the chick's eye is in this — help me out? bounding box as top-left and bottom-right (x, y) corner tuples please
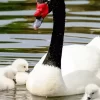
(92, 92), (94, 95)
(24, 66), (26, 68)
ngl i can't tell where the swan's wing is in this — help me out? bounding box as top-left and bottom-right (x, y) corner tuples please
(63, 70), (100, 95)
(61, 45), (100, 76)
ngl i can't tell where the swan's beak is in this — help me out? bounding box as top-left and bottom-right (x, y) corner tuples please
(33, 17), (43, 30)
(33, 2), (49, 30)
(34, 3), (49, 18)
(13, 79), (17, 84)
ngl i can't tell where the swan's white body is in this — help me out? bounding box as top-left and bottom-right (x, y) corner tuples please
(36, 37), (100, 77)
(61, 44), (100, 76)
(26, 64), (67, 96)
(26, 64), (100, 96)
(81, 84), (100, 100)
(26, 37), (100, 96)
(16, 72), (28, 85)
(0, 68), (16, 90)
(63, 71), (100, 95)
(87, 36), (100, 50)
(26, 0), (100, 95)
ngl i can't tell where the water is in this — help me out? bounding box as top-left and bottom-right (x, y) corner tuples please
(0, 0), (100, 99)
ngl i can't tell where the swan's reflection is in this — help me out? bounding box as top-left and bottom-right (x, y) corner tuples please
(27, 93), (82, 100)
(0, 87), (83, 100)
(0, 80), (82, 100)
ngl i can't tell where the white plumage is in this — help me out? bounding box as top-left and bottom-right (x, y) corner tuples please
(0, 58), (29, 85)
(0, 68), (16, 90)
(26, 36), (100, 96)
(81, 84), (100, 100)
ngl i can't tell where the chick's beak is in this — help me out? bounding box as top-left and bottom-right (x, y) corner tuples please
(13, 79), (17, 84)
(25, 70), (30, 73)
(87, 97), (91, 100)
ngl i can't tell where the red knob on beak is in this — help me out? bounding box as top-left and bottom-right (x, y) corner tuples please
(34, 3), (49, 18)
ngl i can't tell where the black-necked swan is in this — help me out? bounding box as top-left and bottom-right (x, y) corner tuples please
(26, 0), (100, 97)
(81, 84), (100, 100)
(33, 0), (100, 78)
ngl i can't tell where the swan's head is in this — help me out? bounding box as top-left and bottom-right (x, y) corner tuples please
(12, 59), (29, 72)
(4, 68), (16, 83)
(84, 84), (100, 100)
(87, 36), (100, 50)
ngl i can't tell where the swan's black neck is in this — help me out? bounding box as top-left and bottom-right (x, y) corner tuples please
(43, 0), (65, 69)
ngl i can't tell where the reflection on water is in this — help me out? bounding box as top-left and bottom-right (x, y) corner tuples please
(0, 0), (100, 100)
(0, 85), (82, 100)
(0, 86), (82, 100)
(27, 94), (82, 100)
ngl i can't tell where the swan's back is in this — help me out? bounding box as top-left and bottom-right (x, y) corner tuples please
(63, 70), (100, 95)
(61, 45), (100, 76)
(87, 36), (100, 50)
